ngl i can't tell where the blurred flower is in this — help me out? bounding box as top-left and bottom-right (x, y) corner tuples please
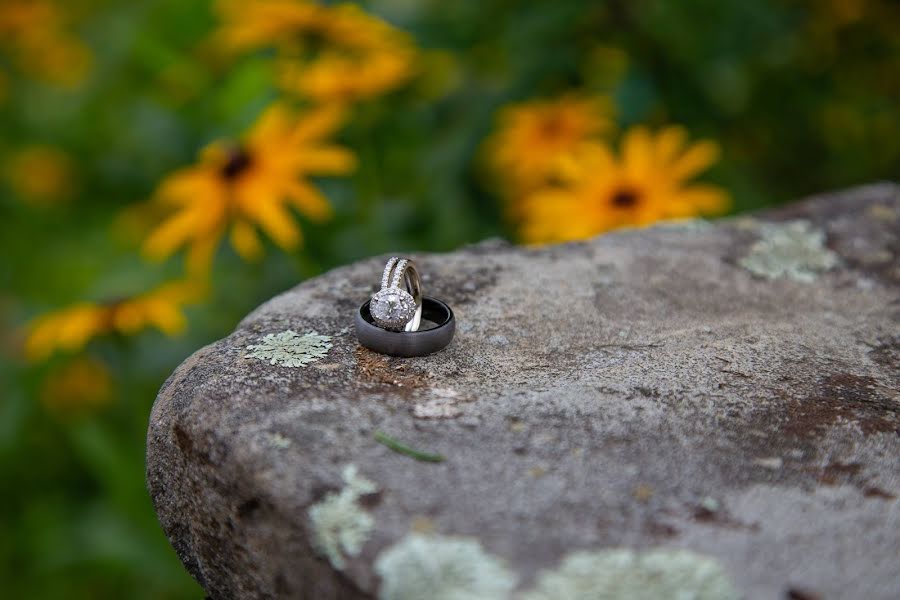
(213, 0), (322, 51)
(517, 126), (729, 244)
(4, 145), (76, 206)
(40, 356), (113, 414)
(214, 0), (416, 103)
(24, 281), (203, 362)
(817, 0), (868, 28)
(0, 0), (92, 88)
(486, 95), (613, 194)
(143, 103), (355, 274)
(277, 44), (415, 104)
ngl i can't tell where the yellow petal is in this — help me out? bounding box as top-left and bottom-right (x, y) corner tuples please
(298, 146), (357, 174)
(621, 126), (654, 178)
(25, 305), (106, 361)
(677, 184), (731, 214)
(559, 141), (616, 181)
(56, 306), (106, 352)
(290, 104), (347, 142)
(143, 299), (187, 336)
(186, 230), (223, 276)
(229, 220), (264, 261)
(670, 140), (720, 181)
(247, 103), (292, 147)
(251, 200), (302, 250)
(111, 303), (145, 334)
(286, 181), (333, 221)
(154, 167), (220, 206)
(143, 209), (202, 261)
(24, 316), (60, 362)
(654, 126), (688, 166)
(518, 189), (603, 243)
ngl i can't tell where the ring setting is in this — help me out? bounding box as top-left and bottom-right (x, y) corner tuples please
(369, 288), (417, 331)
(369, 257), (423, 332)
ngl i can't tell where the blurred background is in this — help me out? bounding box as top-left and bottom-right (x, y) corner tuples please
(1, 0), (897, 597)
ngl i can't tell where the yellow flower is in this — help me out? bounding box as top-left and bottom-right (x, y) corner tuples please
(517, 126), (729, 244)
(142, 102), (355, 274)
(24, 281), (202, 362)
(277, 44), (415, 104)
(214, 0), (416, 103)
(5, 145), (75, 206)
(213, 0), (323, 51)
(40, 357), (113, 414)
(486, 95), (613, 193)
(0, 0), (92, 88)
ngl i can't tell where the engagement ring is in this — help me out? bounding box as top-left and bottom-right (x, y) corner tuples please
(369, 257), (423, 332)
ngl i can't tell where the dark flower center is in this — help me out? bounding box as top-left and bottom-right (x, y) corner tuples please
(540, 115), (564, 138)
(610, 187), (640, 208)
(221, 148), (253, 180)
(301, 30), (329, 55)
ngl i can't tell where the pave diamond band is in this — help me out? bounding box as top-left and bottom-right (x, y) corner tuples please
(369, 257), (423, 332)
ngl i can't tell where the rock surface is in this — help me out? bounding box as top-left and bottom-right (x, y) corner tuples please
(148, 183), (900, 600)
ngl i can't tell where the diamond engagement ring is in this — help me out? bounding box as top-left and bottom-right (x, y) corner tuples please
(369, 257), (423, 332)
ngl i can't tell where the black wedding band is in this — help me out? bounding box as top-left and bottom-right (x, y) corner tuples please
(355, 296), (455, 357)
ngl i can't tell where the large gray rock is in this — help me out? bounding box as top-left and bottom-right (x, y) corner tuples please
(147, 183), (900, 600)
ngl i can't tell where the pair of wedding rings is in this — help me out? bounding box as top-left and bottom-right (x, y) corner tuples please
(354, 257), (455, 357)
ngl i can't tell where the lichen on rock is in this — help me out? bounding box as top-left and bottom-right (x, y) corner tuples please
(147, 184), (900, 599)
(308, 465), (377, 570)
(374, 533), (517, 600)
(521, 548), (739, 600)
(244, 330), (332, 367)
(738, 220), (838, 282)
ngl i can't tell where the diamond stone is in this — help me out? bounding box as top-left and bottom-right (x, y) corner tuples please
(370, 288), (416, 331)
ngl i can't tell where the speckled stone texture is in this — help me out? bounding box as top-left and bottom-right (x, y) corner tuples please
(148, 183), (900, 600)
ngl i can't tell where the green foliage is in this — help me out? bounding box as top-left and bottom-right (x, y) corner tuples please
(0, 0), (897, 597)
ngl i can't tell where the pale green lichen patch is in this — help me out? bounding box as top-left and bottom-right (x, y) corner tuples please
(308, 465), (377, 570)
(738, 220), (838, 282)
(245, 330), (332, 367)
(521, 548), (739, 600)
(268, 433), (291, 449)
(375, 533), (517, 600)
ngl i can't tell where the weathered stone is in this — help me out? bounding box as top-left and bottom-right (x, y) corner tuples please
(147, 183), (900, 600)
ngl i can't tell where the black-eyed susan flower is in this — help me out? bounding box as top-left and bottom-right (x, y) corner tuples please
(214, 0), (416, 103)
(40, 356), (113, 414)
(277, 43), (415, 104)
(213, 0), (322, 51)
(517, 126), (729, 244)
(24, 281), (202, 362)
(142, 103), (355, 274)
(486, 95), (613, 194)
